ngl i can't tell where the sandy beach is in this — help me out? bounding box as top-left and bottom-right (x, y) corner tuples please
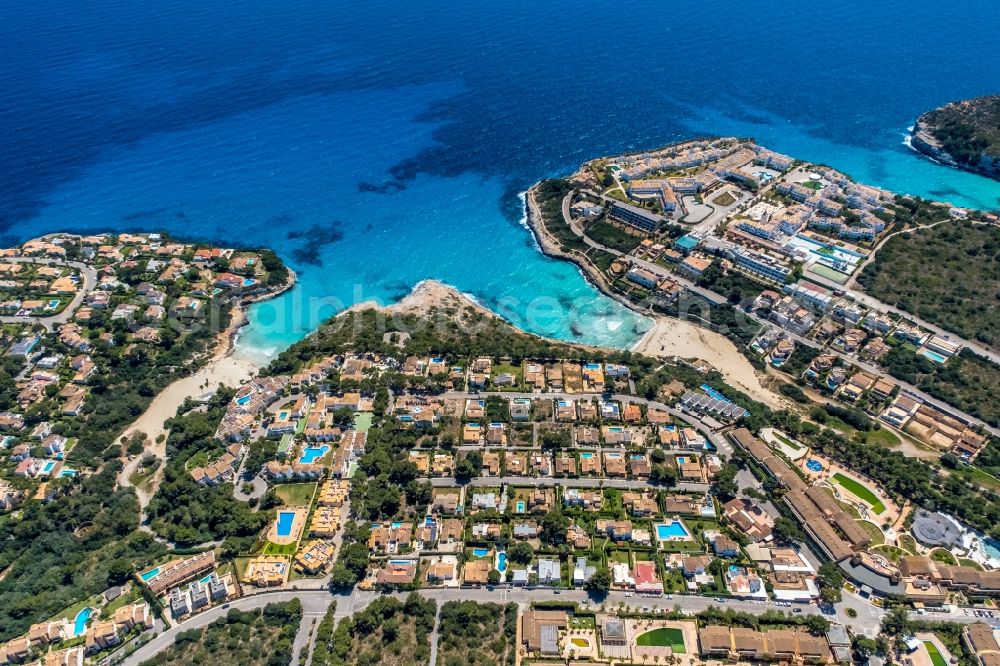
(115, 297), (273, 507)
(523, 185), (785, 409)
(631, 316), (786, 409)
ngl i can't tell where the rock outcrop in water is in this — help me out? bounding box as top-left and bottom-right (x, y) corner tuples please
(911, 96), (1000, 181)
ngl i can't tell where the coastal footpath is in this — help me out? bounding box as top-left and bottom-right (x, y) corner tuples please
(910, 95), (1000, 181)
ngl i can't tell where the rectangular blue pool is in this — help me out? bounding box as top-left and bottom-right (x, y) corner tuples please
(656, 521), (690, 540)
(276, 511), (296, 537)
(140, 567), (160, 581)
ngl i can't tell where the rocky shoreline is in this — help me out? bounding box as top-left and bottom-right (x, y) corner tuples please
(910, 97), (1000, 181)
(522, 184), (648, 326)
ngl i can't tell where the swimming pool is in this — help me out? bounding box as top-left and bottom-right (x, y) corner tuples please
(580, 452), (594, 459)
(242, 278), (257, 287)
(806, 459), (824, 472)
(984, 539), (1000, 561)
(789, 233), (864, 266)
(656, 521), (690, 541)
(199, 574), (214, 584)
(424, 516), (435, 526)
(41, 460), (56, 474)
(72, 608), (93, 637)
(497, 552), (507, 573)
(276, 511), (296, 537)
(584, 363), (601, 370)
(58, 468), (77, 478)
(608, 426), (623, 433)
(919, 348), (948, 364)
(278, 410), (289, 421)
(472, 547), (489, 558)
(140, 567), (160, 581)
(298, 445), (329, 464)
(236, 394), (252, 405)
(676, 457), (686, 464)
(516, 501), (526, 513)
(388, 559), (412, 566)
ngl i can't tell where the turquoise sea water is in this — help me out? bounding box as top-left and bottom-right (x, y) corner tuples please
(3, 0), (1000, 362)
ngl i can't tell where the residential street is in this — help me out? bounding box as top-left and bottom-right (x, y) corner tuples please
(118, 583), (895, 666)
(0, 257), (98, 330)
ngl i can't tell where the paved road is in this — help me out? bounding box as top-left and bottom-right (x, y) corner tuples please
(121, 584), (876, 665)
(426, 600), (443, 666)
(0, 257), (98, 330)
(119, 590), (333, 666)
(232, 458), (267, 502)
(292, 597), (334, 666)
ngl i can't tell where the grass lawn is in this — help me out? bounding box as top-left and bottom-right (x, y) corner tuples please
(48, 595), (101, 625)
(491, 362), (524, 390)
(898, 534), (918, 554)
(872, 545), (905, 562)
(711, 192), (736, 206)
(823, 416), (858, 436)
(262, 542), (297, 556)
(273, 482), (316, 507)
(831, 473), (886, 514)
(863, 428), (900, 448)
(958, 465), (1000, 493)
(609, 550), (630, 564)
(771, 431), (802, 450)
(234, 557), (253, 580)
(659, 540), (701, 554)
(856, 520), (885, 546)
(635, 627), (686, 652)
(923, 641), (947, 666)
(353, 412), (373, 432)
(930, 548), (958, 566)
(103, 586), (142, 615)
(959, 558), (984, 570)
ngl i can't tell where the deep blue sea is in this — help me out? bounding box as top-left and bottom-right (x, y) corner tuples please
(3, 0), (1000, 362)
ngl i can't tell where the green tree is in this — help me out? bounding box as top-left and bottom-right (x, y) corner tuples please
(507, 542), (534, 565)
(540, 509), (569, 545)
(585, 566), (612, 597)
(772, 517), (805, 544)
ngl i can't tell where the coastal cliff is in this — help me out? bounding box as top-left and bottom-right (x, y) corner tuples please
(910, 96), (1000, 181)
